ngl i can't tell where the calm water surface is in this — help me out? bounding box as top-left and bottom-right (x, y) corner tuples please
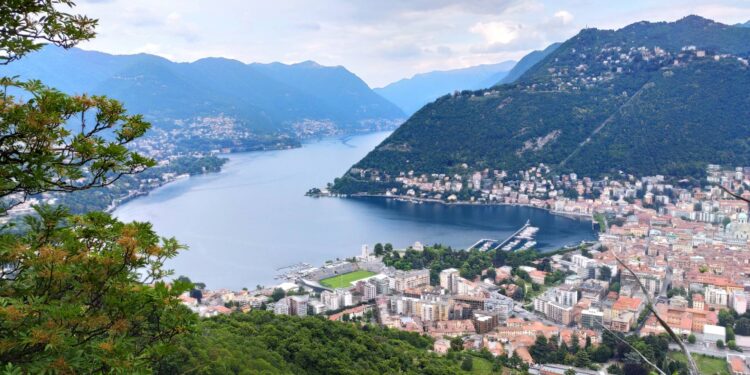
(115, 132), (595, 289)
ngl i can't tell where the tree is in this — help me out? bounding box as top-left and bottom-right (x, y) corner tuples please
(460, 356), (473, 371)
(719, 309), (735, 327)
(0, 0), (97, 64)
(574, 348), (591, 368)
(0, 207), (195, 372)
(571, 333), (580, 354)
(599, 265), (612, 281)
(384, 243), (393, 253)
(592, 345), (613, 363)
(565, 369), (576, 375)
(374, 243), (384, 256)
(717, 339), (725, 349)
(687, 334), (696, 344)
(0, 3), (191, 372)
(735, 318), (750, 335)
(450, 336), (464, 352)
(271, 288), (286, 302)
(727, 326), (736, 342)
(486, 268), (497, 281)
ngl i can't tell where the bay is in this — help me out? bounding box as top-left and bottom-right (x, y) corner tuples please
(115, 131), (596, 289)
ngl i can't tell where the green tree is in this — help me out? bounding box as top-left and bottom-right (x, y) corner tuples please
(0, 2), (191, 372)
(719, 309), (735, 327)
(374, 243), (384, 256)
(565, 369), (576, 375)
(687, 334), (696, 344)
(271, 288), (286, 302)
(0, 0), (97, 64)
(736, 318), (750, 335)
(717, 339), (725, 349)
(460, 356), (473, 371)
(727, 326), (736, 342)
(0, 207), (195, 372)
(450, 336), (464, 352)
(574, 348), (591, 368)
(384, 243), (393, 253)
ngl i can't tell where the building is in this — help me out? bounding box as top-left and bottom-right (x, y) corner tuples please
(484, 292), (515, 321)
(363, 282), (377, 301)
(732, 291), (748, 315)
(321, 289), (352, 311)
(273, 298), (290, 315)
(472, 311), (499, 334)
(439, 268), (460, 293)
(534, 285), (579, 325)
(703, 324), (726, 342)
(393, 269), (430, 292)
(692, 293), (705, 310)
(611, 312), (634, 332)
(289, 295), (309, 316)
(581, 308), (604, 330)
(579, 279), (608, 302)
(727, 354), (750, 375)
(706, 285), (729, 308)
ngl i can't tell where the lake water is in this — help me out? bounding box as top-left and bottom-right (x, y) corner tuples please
(115, 132), (595, 289)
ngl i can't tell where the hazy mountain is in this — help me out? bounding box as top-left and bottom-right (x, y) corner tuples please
(0, 47), (405, 132)
(496, 43), (561, 85)
(373, 61), (516, 115)
(737, 21), (750, 28)
(333, 16), (750, 194)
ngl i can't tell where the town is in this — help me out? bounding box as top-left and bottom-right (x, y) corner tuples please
(186, 163), (750, 374)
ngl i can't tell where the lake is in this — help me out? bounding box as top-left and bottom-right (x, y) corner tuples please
(115, 131), (596, 289)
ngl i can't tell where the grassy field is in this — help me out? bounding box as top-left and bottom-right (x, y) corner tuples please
(669, 352), (729, 375)
(319, 270), (376, 288)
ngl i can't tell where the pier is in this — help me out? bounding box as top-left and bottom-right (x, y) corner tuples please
(469, 220), (538, 252)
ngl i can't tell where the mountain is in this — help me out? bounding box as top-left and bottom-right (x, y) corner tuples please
(737, 21), (750, 28)
(0, 47), (405, 133)
(374, 61), (516, 115)
(496, 43), (561, 85)
(333, 16), (750, 193)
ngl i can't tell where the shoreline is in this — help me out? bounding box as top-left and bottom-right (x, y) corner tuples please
(342, 193), (595, 222)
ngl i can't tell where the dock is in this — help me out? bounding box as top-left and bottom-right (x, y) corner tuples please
(469, 220), (539, 252)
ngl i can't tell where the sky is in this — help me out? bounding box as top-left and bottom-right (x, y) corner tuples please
(75, 0), (750, 88)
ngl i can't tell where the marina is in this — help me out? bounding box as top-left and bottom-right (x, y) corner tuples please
(469, 220), (540, 252)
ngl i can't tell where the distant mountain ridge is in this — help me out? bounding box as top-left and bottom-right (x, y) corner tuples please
(333, 15), (750, 194)
(374, 61), (516, 115)
(0, 47), (405, 133)
(495, 43), (561, 85)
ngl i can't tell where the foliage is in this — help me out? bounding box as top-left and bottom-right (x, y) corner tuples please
(0, 0), (96, 64)
(0, 3), (192, 372)
(0, 206), (195, 372)
(153, 311), (464, 375)
(382, 244), (543, 283)
(332, 16), (750, 194)
(0, 78), (154, 213)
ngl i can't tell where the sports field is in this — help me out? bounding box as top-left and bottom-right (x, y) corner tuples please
(319, 270), (376, 288)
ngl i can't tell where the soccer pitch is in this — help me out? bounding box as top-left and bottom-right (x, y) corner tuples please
(319, 270), (376, 289)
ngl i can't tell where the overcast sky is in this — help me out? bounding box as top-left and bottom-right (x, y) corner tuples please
(76, 0), (750, 87)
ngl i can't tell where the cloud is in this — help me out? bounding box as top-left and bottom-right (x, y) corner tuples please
(554, 10), (574, 25)
(74, 0), (750, 87)
(470, 21), (522, 44)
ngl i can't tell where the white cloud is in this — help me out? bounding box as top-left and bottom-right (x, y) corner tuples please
(554, 10), (574, 25)
(470, 21), (521, 44)
(73, 0), (750, 87)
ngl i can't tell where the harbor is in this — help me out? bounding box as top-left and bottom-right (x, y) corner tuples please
(469, 220), (539, 252)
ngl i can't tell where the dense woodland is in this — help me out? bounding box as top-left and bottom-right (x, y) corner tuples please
(333, 16), (750, 194)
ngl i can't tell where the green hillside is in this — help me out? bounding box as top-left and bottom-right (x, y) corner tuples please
(332, 16), (750, 194)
